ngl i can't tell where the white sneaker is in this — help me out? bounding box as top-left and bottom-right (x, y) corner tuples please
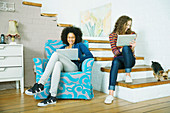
(125, 76), (133, 83)
(104, 95), (114, 104)
(122, 75), (126, 81)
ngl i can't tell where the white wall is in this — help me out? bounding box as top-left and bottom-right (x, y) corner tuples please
(41, 0), (170, 70)
(23, 0), (170, 69)
(41, 0), (111, 25)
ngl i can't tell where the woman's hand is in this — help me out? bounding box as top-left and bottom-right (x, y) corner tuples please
(130, 40), (136, 48)
(78, 58), (80, 60)
(119, 48), (123, 52)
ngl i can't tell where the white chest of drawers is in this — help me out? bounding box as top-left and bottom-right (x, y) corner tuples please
(0, 44), (24, 93)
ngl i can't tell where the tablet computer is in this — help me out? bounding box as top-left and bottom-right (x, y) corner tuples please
(116, 34), (136, 46)
(56, 48), (78, 60)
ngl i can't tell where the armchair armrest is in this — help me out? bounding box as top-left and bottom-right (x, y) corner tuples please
(81, 58), (94, 73)
(33, 58), (49, 75)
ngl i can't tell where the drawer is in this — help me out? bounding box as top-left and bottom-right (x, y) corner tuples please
(0, 67), (22, 79)
(0, 45), (22, 56)
(0, 56), (22, 67)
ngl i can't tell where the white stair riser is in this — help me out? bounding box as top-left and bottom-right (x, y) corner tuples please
(91, 51), (114, 57)
(114, 85), (170, 103)
(89, 43), (110, 48)
(93, 60), (145, 66)
(83, 36), (108, 40)
(91, 51), (140, 58)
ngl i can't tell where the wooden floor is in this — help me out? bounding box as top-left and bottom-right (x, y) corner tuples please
(0, 89), (170, 113)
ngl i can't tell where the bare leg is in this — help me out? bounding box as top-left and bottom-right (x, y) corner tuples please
(105, 90), (114, 104)
(109, 90), (114, 96)
(126, 73), (131, 77)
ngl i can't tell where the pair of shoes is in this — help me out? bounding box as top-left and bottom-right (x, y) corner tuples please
(104, 95), (114, 104)
(25, 83), (44, 95)
(125, 76), (133, 83)
(38, 94), (57, 107)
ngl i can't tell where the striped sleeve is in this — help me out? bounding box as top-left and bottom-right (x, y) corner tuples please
(109, 33), (121, 56)
(131, 31), (136, 35)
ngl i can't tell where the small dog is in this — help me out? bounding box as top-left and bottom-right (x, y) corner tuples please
(151, 61), (169, 81)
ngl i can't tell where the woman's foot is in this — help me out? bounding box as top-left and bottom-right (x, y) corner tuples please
(37, 94), (57, 107)
(104, 95), (114, 104)
(25, 83), (44, 95)
(125, 75), (132, 83)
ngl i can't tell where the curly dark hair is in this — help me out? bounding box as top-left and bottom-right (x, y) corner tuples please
(112, 15), (133, 35)
(61, 27), (83, 45)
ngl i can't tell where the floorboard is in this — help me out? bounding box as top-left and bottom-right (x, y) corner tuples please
(0, 89), (170, 113)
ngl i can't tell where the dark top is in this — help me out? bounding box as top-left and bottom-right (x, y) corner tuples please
(61, 42), (93, 70)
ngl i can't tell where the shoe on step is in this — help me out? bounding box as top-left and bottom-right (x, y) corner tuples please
(104, 95), (114, 104)
(125, 76), (133, 83)
(37, 94), (57, 107)
(122, 75), (126, 81)
(25, 83), (44, 95)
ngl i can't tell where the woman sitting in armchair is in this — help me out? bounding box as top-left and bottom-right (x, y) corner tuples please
(25, 27), (93, 107)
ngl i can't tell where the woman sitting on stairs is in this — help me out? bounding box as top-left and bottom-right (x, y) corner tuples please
(105, 15), (137, 104)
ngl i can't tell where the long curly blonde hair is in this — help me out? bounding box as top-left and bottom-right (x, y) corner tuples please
(113, 15), (133, 35)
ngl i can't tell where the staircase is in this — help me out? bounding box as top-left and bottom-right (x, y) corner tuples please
(22, 1), (73, 27)
(85, 37), (170, 103)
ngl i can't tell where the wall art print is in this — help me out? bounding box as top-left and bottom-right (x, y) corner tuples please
(81, 3), (111, 37)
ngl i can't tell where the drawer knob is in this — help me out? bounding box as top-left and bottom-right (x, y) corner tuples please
(0, 68), (6, 72)
(0, 57), (5, 60)
(0, 46), (5, 49)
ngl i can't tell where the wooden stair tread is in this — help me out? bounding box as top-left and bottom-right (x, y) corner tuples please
(101, 65), (152, 73)
(85, 39), (109, 43)
(94, 56), (144, 61)
(41, 13), (57, 17)
(22, 1), (42, 7)
(57, 24), (73, 27)
(89, 48), (112, 51)
(117, 77), (170, 88)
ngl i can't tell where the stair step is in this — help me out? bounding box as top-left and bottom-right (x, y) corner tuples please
(22, 1), (42, 7)
(101, 65), (152, 73)
(57, 24), (73, 27)
(94, 56), (144, 61)
(117, 77), (170, 89)
(85, 39), (109, 43)
(89, 48), (112, 51)
(41, 13), (57, 17)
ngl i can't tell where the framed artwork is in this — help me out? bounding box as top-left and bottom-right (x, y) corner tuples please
(81, 3), (111, 37)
